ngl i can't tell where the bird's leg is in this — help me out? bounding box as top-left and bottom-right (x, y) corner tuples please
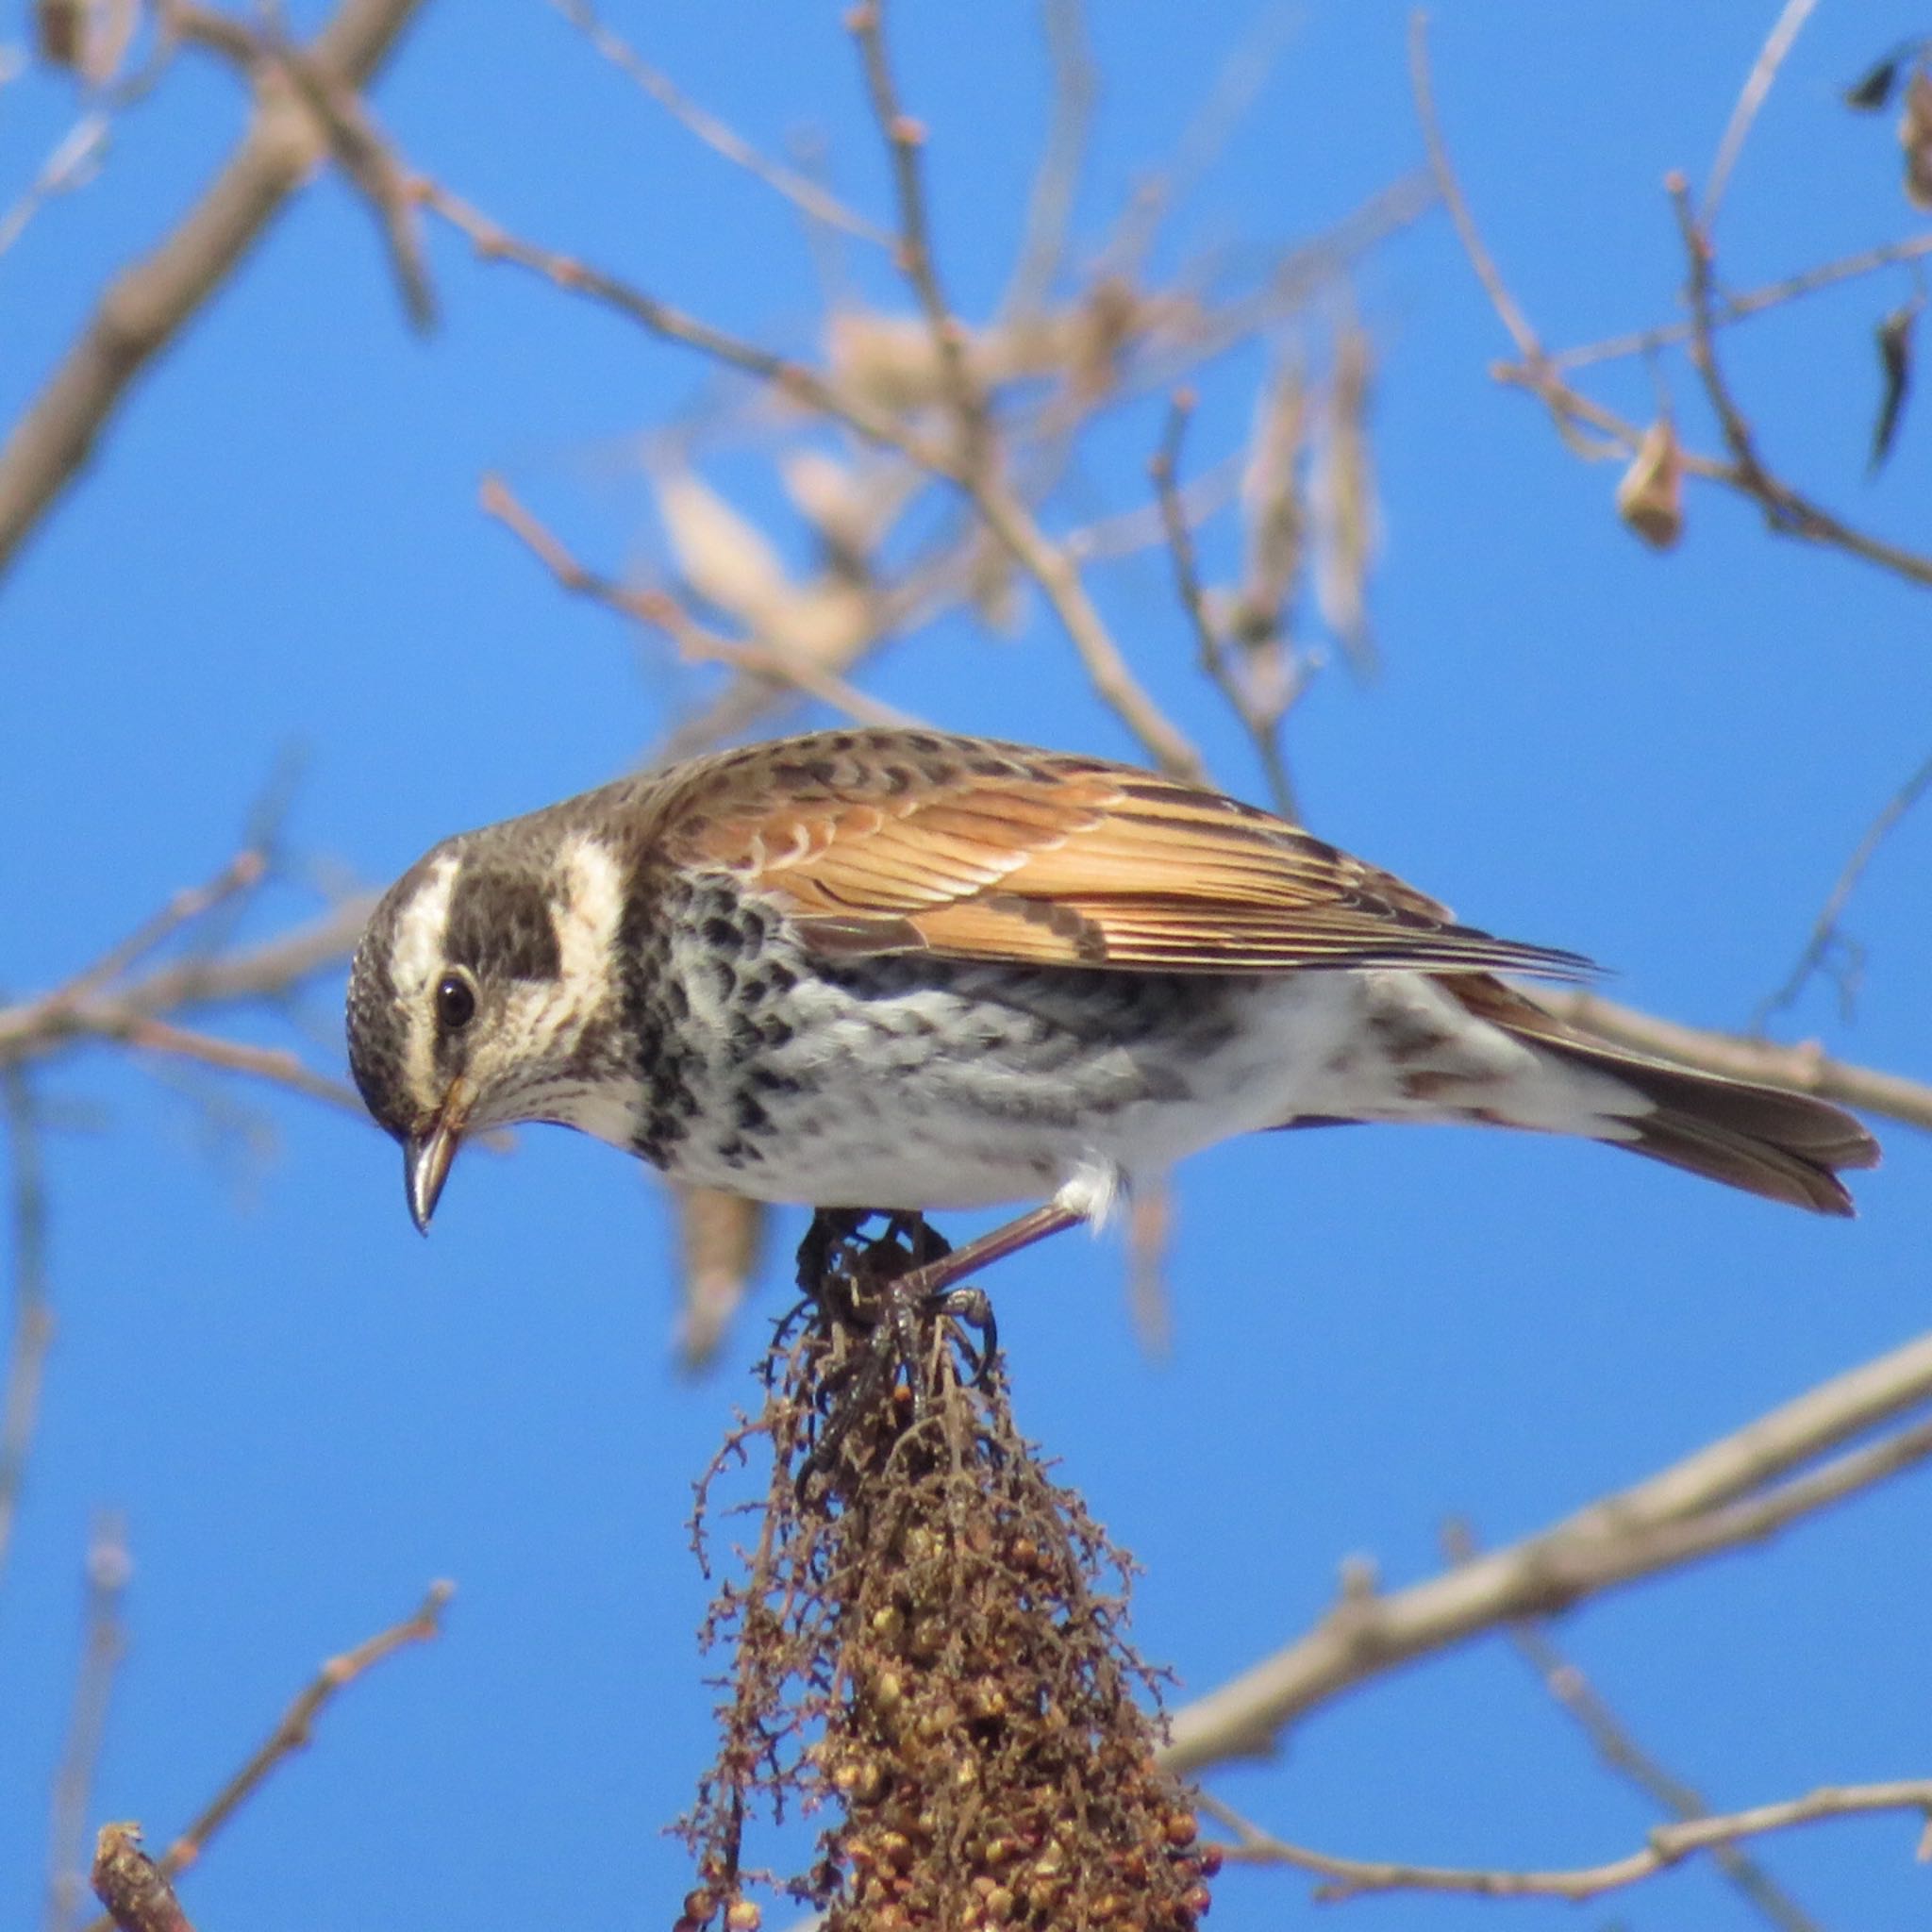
(891, 1197), (1089, 1303)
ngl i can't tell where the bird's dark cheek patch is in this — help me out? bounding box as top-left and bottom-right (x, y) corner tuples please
(446, 871), (563, 981)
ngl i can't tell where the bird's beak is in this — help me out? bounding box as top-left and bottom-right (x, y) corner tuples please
(405, 1082), (472, 1235)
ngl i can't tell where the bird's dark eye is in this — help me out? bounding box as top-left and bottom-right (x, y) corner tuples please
(435, 971), (476, 1032)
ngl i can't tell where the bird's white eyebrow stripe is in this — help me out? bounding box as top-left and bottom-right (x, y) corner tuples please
(391, 852), (459, 1104)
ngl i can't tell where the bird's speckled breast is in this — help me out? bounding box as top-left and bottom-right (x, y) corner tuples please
(616, 868), (1278, 1208)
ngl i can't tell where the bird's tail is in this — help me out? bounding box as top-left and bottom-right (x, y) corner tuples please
(1456, 980), (1881, 1216)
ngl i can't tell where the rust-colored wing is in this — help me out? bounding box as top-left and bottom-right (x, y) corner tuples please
(651, 729), (1591, 979)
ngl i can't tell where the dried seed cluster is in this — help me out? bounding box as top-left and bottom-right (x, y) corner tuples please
(680, 1234), (1214, 1931)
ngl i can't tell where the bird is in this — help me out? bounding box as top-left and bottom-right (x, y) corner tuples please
(344, 726), (1879, 1269)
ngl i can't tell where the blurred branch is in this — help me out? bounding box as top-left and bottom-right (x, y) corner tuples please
(1703, 0), (1820, 226)
(0, 869), (375, 1112)
(47, 1515), (134, 1932)
(669, 1182), (765, 1373)
(1407, 16), (1541, 368)
(0, 0), (426, 579)
(1163, 1324), (1932, 1772)
(549, 0), (891, 245)
(1414, 12), (1932, 589)
(478, 474), (913, 730)
(849, 0), (991, 467)
(0, 112), (110, 259)
(1664, 169), (1908, 569)
(1538, 989), (1932, 1135)
(1444, 1522), (1823, 1932)
(55, 850), (267, 1011)
(1548, 230), (1932, 373)
(1754, 746), (1932, 1028)
(0, 1069), (54, 1591)
(421, 177), (1207, 776)
(1002, 0), (1095, 317)
(1152, 391), (1301, 817)
(1199, 1777), (1932, 1904)
(77, 1581), (454, 1932)
(1102, 1), (1299, 278)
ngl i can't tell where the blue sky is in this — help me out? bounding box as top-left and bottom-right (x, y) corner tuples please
(2, 5), (1929, 1928)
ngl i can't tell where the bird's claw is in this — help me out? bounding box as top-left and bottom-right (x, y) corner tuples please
(791, 1209), (995, 1498)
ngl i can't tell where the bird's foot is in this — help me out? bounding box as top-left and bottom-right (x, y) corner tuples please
(791, 1209), (998, 1499)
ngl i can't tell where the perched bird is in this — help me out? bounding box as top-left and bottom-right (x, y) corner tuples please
(345, 728), (1878, 1254)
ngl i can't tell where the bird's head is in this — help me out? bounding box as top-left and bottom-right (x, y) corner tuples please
(346, 817), (634, 1232)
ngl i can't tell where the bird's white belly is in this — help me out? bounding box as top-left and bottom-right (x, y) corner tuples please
(649, 962), (1635, 1211)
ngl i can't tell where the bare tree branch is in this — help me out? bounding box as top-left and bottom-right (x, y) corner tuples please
(1445, 1522), (1823, 1932)
(1754, 746), (1932, 1028)
(1548, 229), (1932, 373)
(1416, 11), (1932, 591)
(1152, 391), (1302, 817)
(549, 0), (891, 246)
(76, 1581), (453, 1932)
(477, 474), (914, 731)
(0, 0), (427, 577)
(0, 1070), (54, 1591)
(421, 177), (1208, 777)
(1199, 1777), (1932, 1904)
(46, 1515), (134, 1932)
(1163, 1326), (1932, 1773)
(1703, 0), (1822, 226)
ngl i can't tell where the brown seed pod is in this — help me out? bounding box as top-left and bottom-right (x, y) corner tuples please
(1615, 419), (1685, 550)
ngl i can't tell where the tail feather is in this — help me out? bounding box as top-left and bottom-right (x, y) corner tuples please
(1455, 980), (1881, 1217)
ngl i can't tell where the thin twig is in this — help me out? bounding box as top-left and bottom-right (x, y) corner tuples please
(1409, 13), (1625, 466)
(548, 0), (891, 245)
(1549, 229), (1932, 373)
(1407, 13), (1540, 362)
(418, 180), (932, 451)
(1002, 0), (1095, 317)
(0, 0), (426, 576)
(55, 851), (268, 1013)
(1704, 0), (1821, 227)
(0, 113), (110, 260)
(1672, 174), (1932, 585)
(477, 475), (914, 730)
(80, 1013), (362, 1113)
(76, 1581), (454, 1932)
(1443, 1522), (1823, 1932)
(1101, 0), (1299, 278)
(1754, 746), (1932, 1028)
(848, 0), (1208, 775)
(1419, 14), (1932, 590)
(0, 1069), (54, 1590)
(1151, 393), (1299, 815)
(1163, 1326), (1932, 1772)
(1198, 1779), (1932, 1903)
(423, 181), (1207, 775)
(0, 899), (375, 1070)
(848, 0), (990, 462)
(47, 1515), (135, 1932)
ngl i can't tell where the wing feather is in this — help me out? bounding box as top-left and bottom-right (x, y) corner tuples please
(653, 729), (1591, 980)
